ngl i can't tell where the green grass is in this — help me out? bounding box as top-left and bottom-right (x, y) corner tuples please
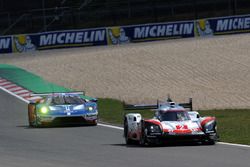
(98, 98), (250, 145)
(98, 98), (153, 125)
(200, 109), (250, 145)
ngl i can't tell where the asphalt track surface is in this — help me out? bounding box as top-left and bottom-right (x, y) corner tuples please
(0, 89), (249, 167)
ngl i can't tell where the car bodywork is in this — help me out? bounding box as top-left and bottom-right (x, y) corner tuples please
(28, 92), (98, 127)
(123, 98), (218, 145)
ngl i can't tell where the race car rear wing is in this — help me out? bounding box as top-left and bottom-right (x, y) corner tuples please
(124, 98), (193, 111)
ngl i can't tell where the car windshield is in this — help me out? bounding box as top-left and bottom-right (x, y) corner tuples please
(159, 111), (190, 121)
(46, 95), (85, 105)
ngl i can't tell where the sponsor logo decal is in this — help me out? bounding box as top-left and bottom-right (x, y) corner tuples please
(39, 29), (106, 49)
(107, 27), (130, 45)
(176, 124), (188, 130)
(133, 22), (194, 40)
(216, 17), (250, 32)
(13, 35), (36, 53)
(195, 19), (213, 37)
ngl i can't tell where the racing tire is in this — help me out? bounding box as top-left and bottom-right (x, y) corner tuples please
(202, 135), (217, 145)
(28, 104), (39, 128)
(28, 111), (39, 128)
(28, 110), (35, 127)
(125, 136), (134, 145)
(34, 118), (39, 128)
(139, 127), (147, 146)
(124, 120), (133, 145)
(139, 134), (147, 146)
(202, 139), (216, 145)
(90, 120), (98, 126)
(139, 123), (155, 146)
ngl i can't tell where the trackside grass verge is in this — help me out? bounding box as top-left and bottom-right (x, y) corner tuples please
(98, 98), (153, 125)
(200, 109), (250, 145)
(98, 98), (250, 145)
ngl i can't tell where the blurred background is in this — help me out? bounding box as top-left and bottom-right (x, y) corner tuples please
(0, 0), (250, 35)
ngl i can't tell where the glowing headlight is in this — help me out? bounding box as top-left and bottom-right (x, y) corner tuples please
(149, 125), (161, 133)
(88, 106), (93, 111)
(40, 106), (48, 114)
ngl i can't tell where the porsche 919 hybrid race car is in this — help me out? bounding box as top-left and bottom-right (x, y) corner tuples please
(124, 98), (218, 146)
(28, 92), (98, 127)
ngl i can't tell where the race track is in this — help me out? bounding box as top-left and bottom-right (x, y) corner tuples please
(0, 88), (249, 167)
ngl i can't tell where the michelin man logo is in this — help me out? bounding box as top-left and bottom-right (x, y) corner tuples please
(108, 27), (129, 45)
(14, 35), (36, 52)
(196, 19), (213, 37)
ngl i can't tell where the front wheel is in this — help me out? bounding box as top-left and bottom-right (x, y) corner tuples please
(202, 139), (216, 145)
(91, 119), (98, 126)
(124, 120), (133, 145)
(202, 134), (217, 145)
(139, 128), (147, 146)
(28, 108), (37, 127)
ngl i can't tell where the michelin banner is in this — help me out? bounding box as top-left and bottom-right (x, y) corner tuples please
(1, 14), (250, 53)
(195, 15), (250, 37)
(107, 21), (194, 44)
(0, 36), (12, 53)
(12, 28), (107, 53)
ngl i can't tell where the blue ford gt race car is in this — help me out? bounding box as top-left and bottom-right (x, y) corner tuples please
(28, 92), (98, 127)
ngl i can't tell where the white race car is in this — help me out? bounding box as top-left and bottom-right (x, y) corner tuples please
(124, 98), (218, 146)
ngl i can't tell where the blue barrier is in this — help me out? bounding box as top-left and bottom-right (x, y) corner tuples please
(1, 14), (250, 54)
(0, 36), (12, 53)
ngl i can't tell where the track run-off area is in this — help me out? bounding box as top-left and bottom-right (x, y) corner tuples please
(1, 34), (250, 109)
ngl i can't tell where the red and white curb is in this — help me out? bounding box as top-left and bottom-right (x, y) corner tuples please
(0, 77), (42, 102)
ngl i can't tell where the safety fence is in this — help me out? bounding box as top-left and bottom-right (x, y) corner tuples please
(1, 14), (250, 54)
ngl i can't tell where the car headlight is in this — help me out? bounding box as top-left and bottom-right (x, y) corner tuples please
(88, 106), (94, 112)
(149, 125), (161, 133)
(40, 106), (48, 114)
(205, 121), (215, 133)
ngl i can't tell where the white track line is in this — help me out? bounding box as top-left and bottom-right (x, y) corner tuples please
(0, 87), (29, 103)
(98, 123), (124, 130)
(218, 142), (250, 148)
